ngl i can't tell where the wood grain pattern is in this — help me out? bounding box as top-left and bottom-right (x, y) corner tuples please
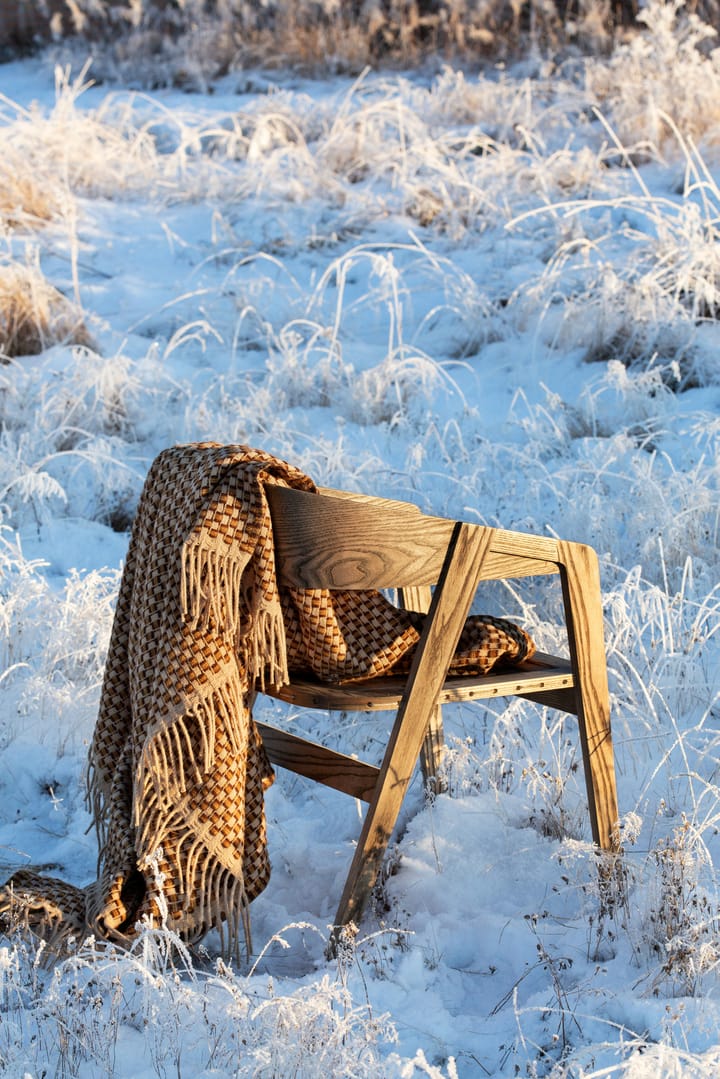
(268, 486), (560, 587)
(267, 485), (455, 589)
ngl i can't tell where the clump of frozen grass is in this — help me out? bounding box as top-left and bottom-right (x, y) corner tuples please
(412, 65), (551, 133)
(576, 806), (720, 999)
(567, 276), (693, 372)
(433, 735), (487, 799)
(553, 1042), (720, 1078)
(567, 809), (720, 1000)
(40, 347), (142, 439)
(243, 108), (346, 205)
(521, 722), (586, 842)
(0, 922), (456, 1078)
(0, 255), (93, 361)
(0, 338), (185, 530)
(512, 240), (695, 372)
(598, 554), (720, 974)
(263, 328), (464, 427)
(34, 565), (118, 686)
(503, 386), (717, 586)
(307, 239), (499, 359)
(0, 527), (53, 673)
(0, 524), (118, 748)
(349, 349), (464, 427)
(512, 361), (675, 457)
(220, 81), (502, 238)
(0, 150), (58, 230)
(0, 423), (143, 531)
(498, 337), (719, 586)
(0, 65), (152, 201)
(587, 0), (720, 153)
(191, 239), (479, 453)
(313, 80), (505, 237)
(507, 200), (714, 385)
(604, 555), (720, 755)
(638, 816), (720, 997)
(0, 64), (251, 208)
(507, 104), (720, 386)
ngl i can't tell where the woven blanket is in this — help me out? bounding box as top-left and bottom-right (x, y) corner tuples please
(0, 444), (535, 957)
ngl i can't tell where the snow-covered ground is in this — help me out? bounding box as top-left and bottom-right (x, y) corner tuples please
(1, 5), (720, 1075)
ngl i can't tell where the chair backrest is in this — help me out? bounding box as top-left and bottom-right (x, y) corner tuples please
(266, 484), (561, 593)
(265, 484), (457, 591)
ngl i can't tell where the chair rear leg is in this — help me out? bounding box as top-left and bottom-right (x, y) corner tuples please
(420, 704), (445, 794)
(557, 540), (620, 852)
(399, 584), (446, 793)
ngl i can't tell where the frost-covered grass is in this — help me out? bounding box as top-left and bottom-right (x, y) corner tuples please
(2, 0), (642, 87)
(1, 3), (720, 1075)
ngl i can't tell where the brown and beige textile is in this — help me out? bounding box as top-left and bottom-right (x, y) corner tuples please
(0, 444), (534, 956)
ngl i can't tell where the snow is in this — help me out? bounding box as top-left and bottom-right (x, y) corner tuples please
(1, 9), (720, 1075)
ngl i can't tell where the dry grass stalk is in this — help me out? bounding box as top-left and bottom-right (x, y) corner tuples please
(0, 260), (94, 361)
(0, 155), (59, 229)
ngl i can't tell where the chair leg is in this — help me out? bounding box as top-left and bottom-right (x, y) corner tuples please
(557, 540), (620, 852)
(420, 704), (446, 795)
(332, 524), (492, 936)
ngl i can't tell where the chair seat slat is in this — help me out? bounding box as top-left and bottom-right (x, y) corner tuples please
(264, 652), (574, 712)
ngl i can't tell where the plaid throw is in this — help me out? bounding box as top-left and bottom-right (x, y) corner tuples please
(0, 445), (535, 957)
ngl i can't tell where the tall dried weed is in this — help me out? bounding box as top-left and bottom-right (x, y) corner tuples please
(0, 258), (93, 361)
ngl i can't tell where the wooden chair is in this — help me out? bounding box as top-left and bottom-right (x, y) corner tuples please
(254, 484), (619, 937)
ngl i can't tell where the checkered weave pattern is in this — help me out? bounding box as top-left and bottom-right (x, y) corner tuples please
(0, 445), (534, 957)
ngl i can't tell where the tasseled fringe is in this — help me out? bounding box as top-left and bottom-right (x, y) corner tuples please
(129, 672), (262, 961)
(181, 537), (289, 691)
(135, 802), (190, 867)
(192, 851), (251, 960)
(206, 678), (249, 759)
(137, 837), (252, 960)
(181, 538), (248, 639)
(134, 677), (250, 833)
(249, 600), (289, 691)
(86, 753), (133, 868)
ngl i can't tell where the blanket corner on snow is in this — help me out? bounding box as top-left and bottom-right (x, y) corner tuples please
(0, 443), (535, 959)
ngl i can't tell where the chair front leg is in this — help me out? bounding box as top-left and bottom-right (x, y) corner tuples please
(332, 524), (492, 936)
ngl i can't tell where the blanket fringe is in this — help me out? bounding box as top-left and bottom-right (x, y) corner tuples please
(250, 601), (289, 691)
(134, 680), (250, 834)
(135, 830), (252, 959)
(181, 535), (289, 690)
(181, 539), (248, 640)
